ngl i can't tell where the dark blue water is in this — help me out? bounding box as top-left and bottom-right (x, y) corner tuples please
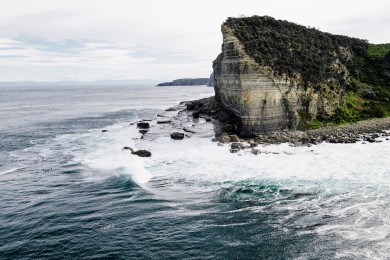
(1, 85), (390, 259)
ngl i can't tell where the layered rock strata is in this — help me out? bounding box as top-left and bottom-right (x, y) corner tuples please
(212, 19), (350, 136)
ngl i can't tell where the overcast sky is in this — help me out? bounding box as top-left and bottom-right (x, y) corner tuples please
(0, 0), (389, 82)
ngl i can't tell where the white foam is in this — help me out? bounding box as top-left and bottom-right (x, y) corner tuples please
(0, 166), (25, 176)
(43, 106), (390, 253)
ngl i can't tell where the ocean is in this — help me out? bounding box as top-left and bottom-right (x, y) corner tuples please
(1, 85), (390, 259)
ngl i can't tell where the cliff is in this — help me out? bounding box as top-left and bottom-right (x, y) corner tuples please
(213, 16), (390, 136)
(207, 73), (214, 87)
(157, 78), (209, 86)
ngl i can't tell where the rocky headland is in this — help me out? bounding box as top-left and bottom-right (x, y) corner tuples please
(156, 78), (210, 87)
(212, 16), (390, 137)
(129, 16), (390, 155)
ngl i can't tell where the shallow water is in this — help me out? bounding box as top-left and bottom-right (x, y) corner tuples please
(1, 85), (390, 259)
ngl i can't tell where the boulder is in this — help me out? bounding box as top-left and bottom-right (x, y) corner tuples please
(230, 142), (244, 153)
(229, 135), (240, 142)
(132, 150), (152, 157)
(249, 140), (258, 148)
(218, 133), (231, 143)
(137, 122), (150, 129)
(123, 146), (151, 157)
(102, 129), (108, 133)
(170, 132), (185, 140)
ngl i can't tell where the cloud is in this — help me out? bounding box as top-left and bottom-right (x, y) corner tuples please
(0, 0), (389, 81)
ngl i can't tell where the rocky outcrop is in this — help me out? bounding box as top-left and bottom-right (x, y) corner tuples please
(170, 132), (185, 140)
(156, 78), (209, 86)
(212, 16), (390, 136)
(123, 146), (152, 157)
(213, 21), (349, 136)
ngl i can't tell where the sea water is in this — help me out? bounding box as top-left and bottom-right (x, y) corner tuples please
(1, 85), (390, 259)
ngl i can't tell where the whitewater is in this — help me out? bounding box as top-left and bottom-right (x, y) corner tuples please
(1, 85), (389, 259)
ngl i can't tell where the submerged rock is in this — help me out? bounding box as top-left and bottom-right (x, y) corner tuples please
(170, 132), (185, 140)
(101, 129), (108, 133)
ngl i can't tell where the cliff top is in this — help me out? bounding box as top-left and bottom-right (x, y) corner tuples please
(223, 16), (372, 88)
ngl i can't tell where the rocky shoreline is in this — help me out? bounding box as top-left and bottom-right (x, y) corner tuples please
(184, 96), (390, 147)
(128, 96), (390, 156)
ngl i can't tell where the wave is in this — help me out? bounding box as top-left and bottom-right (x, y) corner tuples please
(0, 166), (25, 176)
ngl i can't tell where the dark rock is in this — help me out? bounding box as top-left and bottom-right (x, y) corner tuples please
(386, 138), (389, 140)
(221, 124), (236, 134)
(137, 122), (150, 129)
(170, 132), (185, 140)
(132, 150), (152, 157)
(186, 103), (195, 110)
(367, 138), (376, 143)
(123, 146), (151, 157)
(139, 129), (148, 135)
(102, 129), (108, 133)
(157, 119), (171, 124)
(211, 138), (219, 142)
(183, 127), (196, 133)
(165, 106), (179, 111)
(192, 111), (201, 118)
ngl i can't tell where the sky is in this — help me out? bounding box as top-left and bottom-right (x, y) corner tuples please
(0, 0), (389, 82)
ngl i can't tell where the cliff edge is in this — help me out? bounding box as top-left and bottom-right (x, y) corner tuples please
(212, 16), (390, 136)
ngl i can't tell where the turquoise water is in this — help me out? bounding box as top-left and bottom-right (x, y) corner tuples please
(1, 85), (390, 259)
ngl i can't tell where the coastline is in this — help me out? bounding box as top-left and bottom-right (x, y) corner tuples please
(253, 117), (390, 146)
(136, 96), (390, 151)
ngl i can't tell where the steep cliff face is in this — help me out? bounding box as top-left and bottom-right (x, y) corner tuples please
(213, 26), (304, 135)
(212, 16), (390, 136)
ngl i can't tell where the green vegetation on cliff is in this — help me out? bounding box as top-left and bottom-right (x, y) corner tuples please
(225, 16), (390, 127)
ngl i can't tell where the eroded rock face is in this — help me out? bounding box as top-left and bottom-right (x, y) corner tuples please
(213, 25), (346, 136)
